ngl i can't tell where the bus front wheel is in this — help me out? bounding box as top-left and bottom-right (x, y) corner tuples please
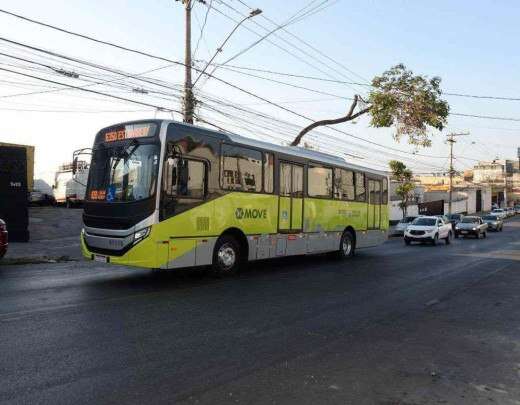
(337, 230), (355, 259)
(212, 235), (241, 275)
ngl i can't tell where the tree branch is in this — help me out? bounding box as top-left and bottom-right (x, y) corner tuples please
(290, 95), (371, 146)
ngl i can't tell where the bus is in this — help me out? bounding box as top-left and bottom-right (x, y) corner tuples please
(81, 119), (389, 274)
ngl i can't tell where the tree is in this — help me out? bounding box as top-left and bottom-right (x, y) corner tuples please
(389, 160), (415, 219)
(290, 64), (449, 147)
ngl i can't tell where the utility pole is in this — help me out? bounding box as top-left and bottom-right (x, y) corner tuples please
(176, 1), (261, 124)
(447, 132), (469, 214)
(177, 0), (195, 124)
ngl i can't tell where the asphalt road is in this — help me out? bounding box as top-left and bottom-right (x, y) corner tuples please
(1, 217), (520, 405)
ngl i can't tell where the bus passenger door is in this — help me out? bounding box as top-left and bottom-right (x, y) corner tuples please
(278, 162), (303, 232)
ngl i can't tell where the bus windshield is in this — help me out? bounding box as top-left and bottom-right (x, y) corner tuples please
(87, 142), (160, 202)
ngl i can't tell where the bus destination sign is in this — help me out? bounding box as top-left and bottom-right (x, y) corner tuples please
(104, 124), (155, 142)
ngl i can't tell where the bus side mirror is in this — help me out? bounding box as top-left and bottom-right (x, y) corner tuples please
(72, 157), (78, 175)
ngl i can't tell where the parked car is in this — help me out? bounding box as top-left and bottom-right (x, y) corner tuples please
(491, 208), (507, 219)
(404, 216), (453, 245)
(446, 213), (463, 229)
(506, 207), (515, 217)
(515, 205), (520, 214)
(481, 214), (503, 232)
(454, 216), (488, 238)
(0, 219), (7, 259)
(392, 216), (417, 236)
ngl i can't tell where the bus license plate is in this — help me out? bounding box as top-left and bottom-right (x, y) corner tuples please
(93, 254), (108, 263)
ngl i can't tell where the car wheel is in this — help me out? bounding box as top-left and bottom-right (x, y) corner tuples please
(212, 235), (241, 276)
(445, 232), (452, 245)
(404, 237), (411, 246)
(483, 231), (487, 238)
(337, 230), (355, 259)
(431, 234), (438, 246)
(454, 232), (459, 239)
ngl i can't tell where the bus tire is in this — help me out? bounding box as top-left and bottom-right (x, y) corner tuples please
(337, 230), (355, 259)
(212, 235), (241, 276)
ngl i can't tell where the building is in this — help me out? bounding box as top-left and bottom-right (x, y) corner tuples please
(472, 160), (519, 206)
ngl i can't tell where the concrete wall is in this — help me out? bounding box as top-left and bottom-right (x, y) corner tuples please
(390, 201), (419, 222)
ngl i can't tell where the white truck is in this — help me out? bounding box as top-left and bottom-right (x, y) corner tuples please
(53, 161), (89, 207)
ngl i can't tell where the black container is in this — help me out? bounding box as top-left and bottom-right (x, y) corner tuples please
(0, 146), (29, 242)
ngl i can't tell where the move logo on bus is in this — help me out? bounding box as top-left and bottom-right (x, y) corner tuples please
(235, 208), (267, 220)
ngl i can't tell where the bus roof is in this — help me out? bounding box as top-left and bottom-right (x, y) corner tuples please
(226, 131), (388, 177)
(101, 119), (388, 178)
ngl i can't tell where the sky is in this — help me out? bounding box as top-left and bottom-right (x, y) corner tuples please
(1, 0), (519, 186)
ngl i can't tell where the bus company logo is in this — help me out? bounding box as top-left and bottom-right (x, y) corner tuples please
(235, 208), (267, 220)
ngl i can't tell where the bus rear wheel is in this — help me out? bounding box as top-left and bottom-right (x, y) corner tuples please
(337, 230), (355, 259)
(212, 235), (241, 276)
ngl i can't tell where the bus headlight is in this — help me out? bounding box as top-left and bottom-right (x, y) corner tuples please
(134, 227), (151, 244)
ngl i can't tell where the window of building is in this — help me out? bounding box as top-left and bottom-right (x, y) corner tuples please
(221, 144), (262, 192)
(263, 153), (274, 193)
(334, 168), (355, 200)
(355, 172), (366, 202)
(308, 165), (333, 198)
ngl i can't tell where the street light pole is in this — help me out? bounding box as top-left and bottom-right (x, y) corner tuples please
(447, 132), (469, 214)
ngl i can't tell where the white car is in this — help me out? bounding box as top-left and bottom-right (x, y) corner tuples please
(404, 216), (453, 246)
(392, 216), (417, 236)
(491, 209), (507, 219)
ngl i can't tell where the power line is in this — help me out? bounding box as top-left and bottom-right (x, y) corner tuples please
(234, 0), (370, 84)
(192, 0), (213, 58)
(206, 2), (364, 93)
(1, 10), (507, 163)
(212, 63), (520, 102)
(451, 112), (520, 122)
(0, 67), (181, 113)
(216, 0), (330, 68)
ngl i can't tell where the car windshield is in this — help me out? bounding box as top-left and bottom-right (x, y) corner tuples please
(449, 214), (461, 220)
(482, 216), (497, 220)
(87, 142), (160, 202)
(412, 218), (436, 226)
(493, 209), (503, 212)
(399, 217), (416, 223)
(461, 217), (478, 223)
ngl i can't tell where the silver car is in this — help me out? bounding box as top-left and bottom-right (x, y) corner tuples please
(482, 215), (503, 232)
(392, 216), (417, 236)
(454, 216), (488, 238)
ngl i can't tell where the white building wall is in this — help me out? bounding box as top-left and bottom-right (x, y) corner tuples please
(390, 201), (419, 221)
(481, 187), (492, 211)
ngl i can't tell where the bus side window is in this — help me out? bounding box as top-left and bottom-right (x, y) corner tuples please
(355, 172), (366, 202)
(263, 153), (274, 193)
(382, 178), (388, 204)
(163, 158), (206, 199)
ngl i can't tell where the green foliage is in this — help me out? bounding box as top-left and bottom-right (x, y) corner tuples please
(389, 160), (415, 216)
(369, 64), (450, 147)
